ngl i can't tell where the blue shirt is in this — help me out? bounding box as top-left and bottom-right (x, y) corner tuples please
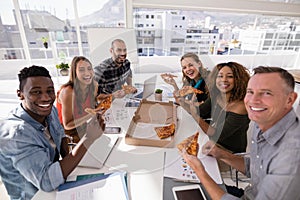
(0, 104), (65, 200)
(222, 109), (300, 200)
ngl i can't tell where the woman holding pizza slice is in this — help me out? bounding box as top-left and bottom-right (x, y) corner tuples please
(56, 56), (109, 144)
(161, 52), (210, 112)
(190, 62), (250, 153)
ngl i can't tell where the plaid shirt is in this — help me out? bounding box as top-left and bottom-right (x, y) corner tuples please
(94, 57), (132, 94)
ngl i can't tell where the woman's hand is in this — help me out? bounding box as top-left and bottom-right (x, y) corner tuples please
(188, 94), (202, 116)
(85, 114), (105, 142)
(202, 140), (223, 159)
(173, 92), (186, 106)
(161, 73), (177, 87)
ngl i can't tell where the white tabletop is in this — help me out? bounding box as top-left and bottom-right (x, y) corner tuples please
(33, 97), (218, 200)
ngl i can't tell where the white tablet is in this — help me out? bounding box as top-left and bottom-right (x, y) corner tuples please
(172, 184), (207, 200)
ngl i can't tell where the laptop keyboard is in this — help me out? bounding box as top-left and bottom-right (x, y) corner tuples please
(134, 92), (143, 99)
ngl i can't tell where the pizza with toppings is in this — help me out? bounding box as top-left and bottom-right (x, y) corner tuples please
(161, 73), (178, 79)
(85, 94), (113, 115)
(122, 85), (137, 94)
(178, 86), (203, 97)
(97, 94), (112, 112)
(177, 132), (199, 156)
(154, 123), (176, 139)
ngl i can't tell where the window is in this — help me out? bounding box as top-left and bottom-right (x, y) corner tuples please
(0, 0), (125, 60)
(133, 7), (300, 56)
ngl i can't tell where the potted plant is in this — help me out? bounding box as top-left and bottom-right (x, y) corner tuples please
(155, 88), (163, 101)
(56, 62), (69, 76)
(41, 37), (49, 49)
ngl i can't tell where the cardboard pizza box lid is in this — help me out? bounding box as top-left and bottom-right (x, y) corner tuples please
(125, 99), (177, 148)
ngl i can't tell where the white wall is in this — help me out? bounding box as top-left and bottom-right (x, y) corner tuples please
(87, 28), (138, 66)
(0, 59), (60, 80)
(199, 53), (299, 70)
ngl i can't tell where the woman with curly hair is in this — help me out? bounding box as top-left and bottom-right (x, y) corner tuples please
(161, 52), (209, 111)
(190, 62), (250, 153)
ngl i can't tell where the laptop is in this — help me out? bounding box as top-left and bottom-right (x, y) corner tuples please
(78, 134), (119, 169)
(132, 75), (157, 99)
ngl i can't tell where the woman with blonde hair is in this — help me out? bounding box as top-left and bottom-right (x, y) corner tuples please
(161, 52), (209, 111)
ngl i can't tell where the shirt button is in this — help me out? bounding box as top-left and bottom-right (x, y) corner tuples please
(251, 140), (254, 144)
(256, 155), (259, 159)
(260, 165), (263, 169)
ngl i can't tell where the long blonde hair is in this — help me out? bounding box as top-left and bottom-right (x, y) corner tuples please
(180, 52), (209, 85)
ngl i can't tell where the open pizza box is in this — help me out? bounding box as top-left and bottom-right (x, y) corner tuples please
(125, 99), (177, 148)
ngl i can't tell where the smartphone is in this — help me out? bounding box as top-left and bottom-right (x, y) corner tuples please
(172, 184), (207, 200)
(104, 127), (121, 134)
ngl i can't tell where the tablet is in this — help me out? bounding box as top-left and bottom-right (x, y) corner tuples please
(172, 184), (207, 200)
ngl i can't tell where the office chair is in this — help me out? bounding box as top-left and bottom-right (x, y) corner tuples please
(230, 121), (254, 187)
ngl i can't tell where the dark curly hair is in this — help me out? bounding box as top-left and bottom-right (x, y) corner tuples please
(18, 65), (51, 91)
(208, 62), (250, 103)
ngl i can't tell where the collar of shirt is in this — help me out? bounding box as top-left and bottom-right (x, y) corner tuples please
(11, 103), (63, 147)
(12, 103), (53, 132)
(253, 109), (297, 146)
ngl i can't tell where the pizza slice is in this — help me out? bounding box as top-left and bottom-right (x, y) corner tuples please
(84, 94), (113, 115)
(160, 73), (178, 79)
(178, 86), (203, 97)
(154, 123), (176, 139)
(122, 85), (137, 94)
(97, 94), (112, 112)
(177, 132), (199, 156)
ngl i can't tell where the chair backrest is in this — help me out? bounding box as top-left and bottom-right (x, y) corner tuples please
(296, 104), (300, 117)
(56, 89), (63, 124)
(246, 120), (255, 153)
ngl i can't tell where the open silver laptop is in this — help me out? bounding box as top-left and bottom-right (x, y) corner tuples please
(78, 134), (119, 169)
(133, 75), (157, 99)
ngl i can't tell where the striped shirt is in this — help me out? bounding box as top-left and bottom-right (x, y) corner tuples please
(94, 57), (132, 94)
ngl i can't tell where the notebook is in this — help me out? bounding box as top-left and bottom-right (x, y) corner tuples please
(78, 134), (119, 169)
(132, 75), (157, 99)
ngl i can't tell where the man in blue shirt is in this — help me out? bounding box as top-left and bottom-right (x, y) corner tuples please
(0, 65), (105, 200)
(181, 66), (300, 199)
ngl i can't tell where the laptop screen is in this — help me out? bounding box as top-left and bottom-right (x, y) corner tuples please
(78, 134), (119, 169)
(133, 75), (157, 99)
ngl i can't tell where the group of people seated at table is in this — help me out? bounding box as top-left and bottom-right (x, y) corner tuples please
(0, 38), (299, 200)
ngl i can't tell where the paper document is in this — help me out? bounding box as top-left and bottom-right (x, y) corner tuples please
(164, 149), (223, 184)
(56, 171), (128, 200)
